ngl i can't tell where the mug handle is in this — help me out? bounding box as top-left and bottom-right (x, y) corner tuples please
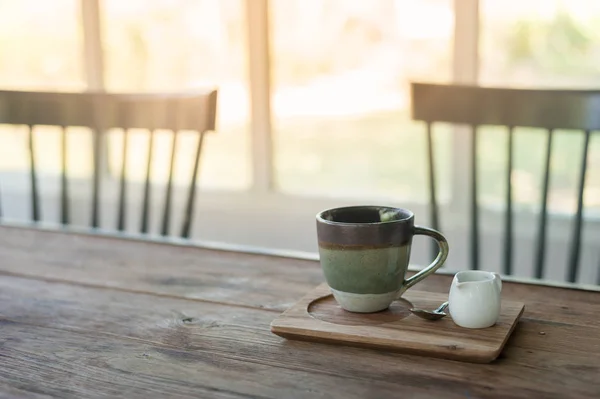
(398, 226), (449, 297)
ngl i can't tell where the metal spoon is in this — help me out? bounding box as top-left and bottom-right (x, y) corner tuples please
(410, 301), (449, 320)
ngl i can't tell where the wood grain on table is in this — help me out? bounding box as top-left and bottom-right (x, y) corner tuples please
(0, 226), (599, 398)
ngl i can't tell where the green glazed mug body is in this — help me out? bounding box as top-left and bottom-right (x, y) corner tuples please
(316, 206), (449, 313)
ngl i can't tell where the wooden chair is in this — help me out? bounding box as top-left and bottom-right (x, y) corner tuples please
(410, 82), (600, 283)
(0, 89), (218, 238)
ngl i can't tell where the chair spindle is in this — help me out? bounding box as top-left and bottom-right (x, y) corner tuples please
(161, 130), (178, 236)
(535, 129), (554, 279)
(181, 131), (206, 239)
(567, 130), (591, 283)
(503, 126), (514, 276)
(91, 128), (102, 229)
(470, 125), (479, 270)
(117, 129), (129, 231)
(60, 126), (69, 225)
(425, 122), (440, 260)
(140, 129), (155, 234)
(28, 125), (40, 222)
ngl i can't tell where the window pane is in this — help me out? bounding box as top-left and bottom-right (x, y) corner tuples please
(101, 0), (250, 190)
(480, 0), (600, 215)
(271, 0), (453, 202)
(481, 0), (600, 88)
(0, 0), (84, 90)
(0, 0), (85, 223)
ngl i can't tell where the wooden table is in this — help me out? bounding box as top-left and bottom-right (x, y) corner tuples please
(0, 226), (599, 398)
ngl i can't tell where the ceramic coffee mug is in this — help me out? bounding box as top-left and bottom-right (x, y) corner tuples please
(316, 205), (449, 313)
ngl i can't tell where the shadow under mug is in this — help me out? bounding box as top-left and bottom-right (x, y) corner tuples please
(316, 205), (449, 313)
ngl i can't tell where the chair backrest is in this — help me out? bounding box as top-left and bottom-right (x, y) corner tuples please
(0, 89), (218, 238)
(410, 82), (600, 283)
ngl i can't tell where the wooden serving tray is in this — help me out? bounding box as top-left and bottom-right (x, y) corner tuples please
(271, 283), (525, 363)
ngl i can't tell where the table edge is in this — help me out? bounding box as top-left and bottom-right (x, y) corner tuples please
(2, 221), (599, 293)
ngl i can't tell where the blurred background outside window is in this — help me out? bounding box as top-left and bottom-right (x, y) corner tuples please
(0, 0), (598, 282)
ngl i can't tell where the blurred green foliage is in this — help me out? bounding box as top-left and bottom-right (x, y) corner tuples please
(506, 9), (599, 75)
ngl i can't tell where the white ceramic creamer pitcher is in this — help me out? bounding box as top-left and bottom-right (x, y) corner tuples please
(449, 271), (502, 329)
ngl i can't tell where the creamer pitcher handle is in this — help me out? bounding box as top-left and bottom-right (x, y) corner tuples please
(399, 226), (449, 296)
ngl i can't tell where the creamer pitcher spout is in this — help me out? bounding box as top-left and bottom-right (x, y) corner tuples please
(453, 274), (467, 290)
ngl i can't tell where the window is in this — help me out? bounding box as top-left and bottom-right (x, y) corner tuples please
(0, 0), (86, 221)
(0, 0), (84, 91)
(479, 0), (600, 216)
(101, 0), (251, 190)
(481, 0), (600, 88)
(271, 0), (453, 202)
(0, 0), (598, 282)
